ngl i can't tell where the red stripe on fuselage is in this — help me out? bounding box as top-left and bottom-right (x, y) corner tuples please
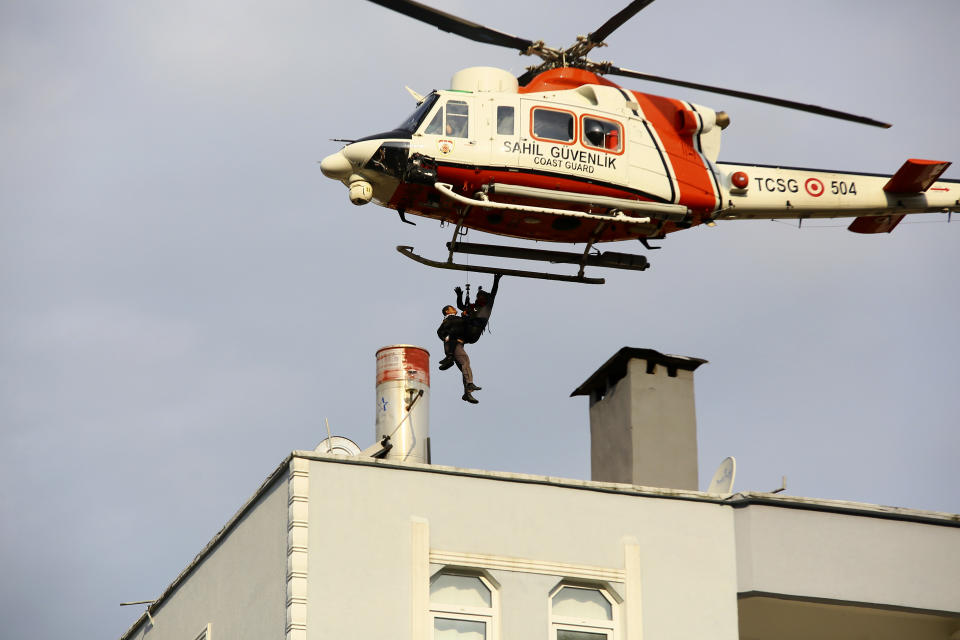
(437, 163), (663, 204)
(631, 92), (718, 212)
(386, 166), (669, 243)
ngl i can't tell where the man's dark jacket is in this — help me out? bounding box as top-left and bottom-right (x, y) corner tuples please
(437, 314), (465, 342)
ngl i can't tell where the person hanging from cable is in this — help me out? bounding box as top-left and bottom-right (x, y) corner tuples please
(451, 273), (502, 346)
(436, 304), (482, 404)
(436, 274), (501, 403)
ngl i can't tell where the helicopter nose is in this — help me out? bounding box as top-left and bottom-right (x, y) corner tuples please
(342, 140), (380, 165)
(320, 150), (352, 179)
(320, 140), (382, 180)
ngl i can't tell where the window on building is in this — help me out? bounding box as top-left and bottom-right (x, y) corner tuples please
(496, 106), (515, 135)
(532, 108), (575, 143)
(550, 585), (617, 640)
(430, 571), (498, 640)
(581, 116), (622, 152)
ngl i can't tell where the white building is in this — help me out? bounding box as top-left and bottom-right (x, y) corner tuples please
(119, 348), (960, 640)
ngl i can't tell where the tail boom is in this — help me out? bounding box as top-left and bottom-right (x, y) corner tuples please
(714, 160), (958, 231)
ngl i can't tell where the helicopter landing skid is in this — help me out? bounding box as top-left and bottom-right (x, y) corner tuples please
(396, 245), (606, 285)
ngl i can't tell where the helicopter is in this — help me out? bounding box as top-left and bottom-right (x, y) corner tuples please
(320, 0), (959, 285)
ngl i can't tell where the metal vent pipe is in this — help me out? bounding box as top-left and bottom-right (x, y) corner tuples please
(375, 345), (431, 463)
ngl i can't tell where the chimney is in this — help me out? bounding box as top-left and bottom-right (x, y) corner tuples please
(571, 348), (707, 490)
(375, 345), (431, 463)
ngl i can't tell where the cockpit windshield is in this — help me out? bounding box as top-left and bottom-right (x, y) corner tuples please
(396, 92), (440, 133)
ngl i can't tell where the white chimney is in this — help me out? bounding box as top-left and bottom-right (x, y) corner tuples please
(572, 348), (707, 490)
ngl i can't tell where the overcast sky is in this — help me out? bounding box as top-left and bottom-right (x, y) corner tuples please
(2, 1), (958, 637)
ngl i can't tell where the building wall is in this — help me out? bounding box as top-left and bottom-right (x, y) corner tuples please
(734, 505), (960, 612)
(470, 571), (576, 639)
(123, 474), (289, 640)
(119, 454), (960, 640)
(306, 457), (740, 640)
(589, 368), (633, 485)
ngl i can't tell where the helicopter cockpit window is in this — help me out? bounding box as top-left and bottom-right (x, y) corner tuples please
(425, 109), (443, 135)
(582, 116), (622, 152)
(397, 92), (440, 133)
(422, 99), (470, 138)
(497, 106), (514, 135)
(532, 108), (575, 143)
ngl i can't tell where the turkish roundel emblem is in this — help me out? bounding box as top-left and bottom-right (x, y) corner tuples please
(805, 178), (825, 197)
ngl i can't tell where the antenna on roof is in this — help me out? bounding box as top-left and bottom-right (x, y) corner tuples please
(770, 476), (787, 494)
(706, 456), (736, 494)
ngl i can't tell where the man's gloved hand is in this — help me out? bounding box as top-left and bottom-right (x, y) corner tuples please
(454, 286), (462, 295)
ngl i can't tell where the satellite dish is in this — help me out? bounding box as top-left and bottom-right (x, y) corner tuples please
(314, 436), (362, 457)
(707, 456), (736, 494)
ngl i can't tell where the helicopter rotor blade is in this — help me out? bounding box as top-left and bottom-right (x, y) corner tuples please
(588, 0), (656, 44)
(366, 0), (534, 51)
(607, 65), (892, 128)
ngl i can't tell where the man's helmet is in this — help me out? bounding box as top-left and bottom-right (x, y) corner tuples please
(584, 120), (606, 147)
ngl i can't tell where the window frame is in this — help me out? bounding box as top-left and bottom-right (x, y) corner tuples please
(444, 99), (471, 139)
(553, 623), (612, 640)
(429, 570), (499, 640)
(529, 106), (578, 145)
(548, 583), (620, 640)
(431, 611), (492, 639)
(578, 114), (625, 155)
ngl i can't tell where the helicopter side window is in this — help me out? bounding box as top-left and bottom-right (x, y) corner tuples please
(581, 116), (623, 153)
(497, 106), (515, 135)
(445, 100), (469, 138)
(532, 107), (575, 143)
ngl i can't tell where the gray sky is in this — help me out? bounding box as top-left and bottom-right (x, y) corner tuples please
(2, 1), (958, 637)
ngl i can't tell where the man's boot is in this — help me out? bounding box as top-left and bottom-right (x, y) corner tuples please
(465, 383), (482, 392)
(462, 391), (479, 404)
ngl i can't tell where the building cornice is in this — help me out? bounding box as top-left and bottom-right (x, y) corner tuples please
(295, 451), (960, 528)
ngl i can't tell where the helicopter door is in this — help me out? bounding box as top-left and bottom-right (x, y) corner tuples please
(484, 98), (520, 170)
(415, 96), (483, 167)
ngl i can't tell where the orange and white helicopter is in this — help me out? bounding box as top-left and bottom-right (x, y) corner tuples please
(321, 0), (958, 284)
